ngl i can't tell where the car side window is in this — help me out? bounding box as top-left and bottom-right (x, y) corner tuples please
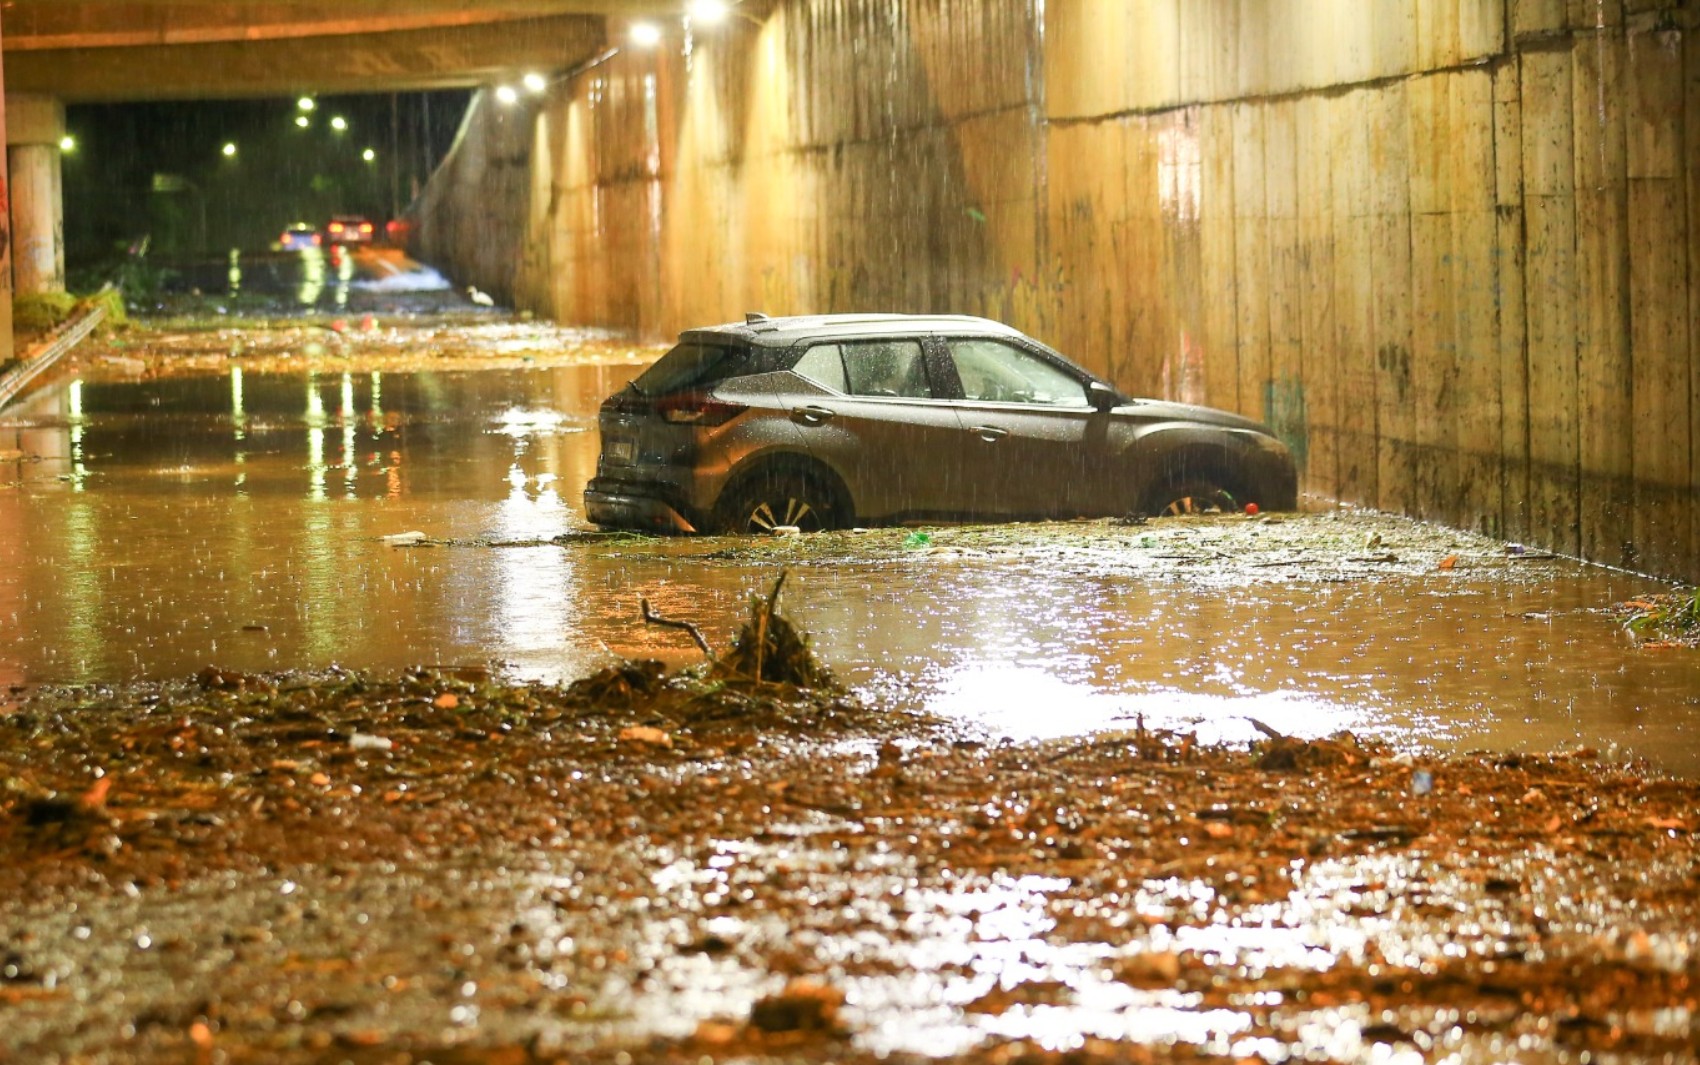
(792, 343), (849, 393)
(843, 340), (931, 398)
(947, 339), (1089, 407)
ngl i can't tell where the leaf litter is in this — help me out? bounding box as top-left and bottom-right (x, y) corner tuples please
(2, 573), (1698, 1064)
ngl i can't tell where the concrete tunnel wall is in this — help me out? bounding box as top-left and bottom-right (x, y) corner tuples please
(410, 0), (1700, 584)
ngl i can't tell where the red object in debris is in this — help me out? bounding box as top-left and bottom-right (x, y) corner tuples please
(360, 315), (378, 332)
(329, 318), (349, 333)
(1244, 502), (1260, 516)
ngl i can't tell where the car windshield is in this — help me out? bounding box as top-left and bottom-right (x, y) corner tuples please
(631, 341), (746, 396)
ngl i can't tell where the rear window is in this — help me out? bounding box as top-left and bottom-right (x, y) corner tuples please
(843, 340), (930, 398)
(793, 344), (849, 392)
(630, 341), (747, 396)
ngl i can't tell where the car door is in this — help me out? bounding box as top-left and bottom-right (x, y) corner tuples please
(785, 338), (980, 521)
(937, 337), (1104, 519)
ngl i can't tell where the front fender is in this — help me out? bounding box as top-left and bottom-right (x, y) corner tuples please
(1118, 422), (1297, 511)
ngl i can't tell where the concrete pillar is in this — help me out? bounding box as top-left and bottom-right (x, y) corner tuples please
(8, 144), (64, 295)
(4, 94), (66, 297)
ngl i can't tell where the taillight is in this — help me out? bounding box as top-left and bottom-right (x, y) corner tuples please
(655, 392), (746, 426)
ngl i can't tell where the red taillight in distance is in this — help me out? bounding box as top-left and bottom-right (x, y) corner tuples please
(654, 392), (747, 426)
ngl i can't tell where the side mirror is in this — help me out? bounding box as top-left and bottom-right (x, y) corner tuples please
(1087, 381), (1121, 412)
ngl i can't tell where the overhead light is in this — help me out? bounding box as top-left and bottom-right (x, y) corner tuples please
(330, 115), (348, 132)
(523, 72), (548, 94)
(630, 21), (662, 47)
(221, 142), (238, 157)
(495, 85), (520, 105)
(59, 135), (76, 153)
(294, 115), (310, 129)
(362, 148), (376, 162)
(688, 0), (730, 24)
(297, 96), (316, 112)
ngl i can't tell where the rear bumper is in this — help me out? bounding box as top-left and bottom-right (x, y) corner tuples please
(584, 479), (700, 534)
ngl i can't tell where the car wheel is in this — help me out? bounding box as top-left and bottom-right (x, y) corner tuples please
(1148, 480), (1241, 517)
(718, 470), (843, 534)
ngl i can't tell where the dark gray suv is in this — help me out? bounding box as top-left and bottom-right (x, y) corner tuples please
(584, 313), (1297, 534)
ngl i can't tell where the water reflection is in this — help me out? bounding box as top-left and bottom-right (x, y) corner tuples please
(295, 245), (327, 304)
(1, 365), (1697, 774)
(330, 245), (355, 306)
(66, 379), (89, 490)
(231, 366), (246, 433)
(930, 665), (1407, 748)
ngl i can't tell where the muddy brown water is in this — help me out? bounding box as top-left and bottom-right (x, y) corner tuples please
(3, 359), (1697, 774)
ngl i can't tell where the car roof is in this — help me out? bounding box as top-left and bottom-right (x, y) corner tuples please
(679, 313), (1028, 348)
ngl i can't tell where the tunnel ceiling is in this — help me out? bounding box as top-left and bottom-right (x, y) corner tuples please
(2, 1), (685, 101)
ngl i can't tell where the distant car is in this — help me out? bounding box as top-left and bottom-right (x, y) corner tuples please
(276, 223), (320, 251)
(584, 313), (1298, 534)
(325, 215), (375, 244)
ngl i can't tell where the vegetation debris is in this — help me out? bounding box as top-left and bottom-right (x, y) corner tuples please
(711, 571), (839, 690)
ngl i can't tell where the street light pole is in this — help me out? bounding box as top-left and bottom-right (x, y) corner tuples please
(389, 93), (400, 221)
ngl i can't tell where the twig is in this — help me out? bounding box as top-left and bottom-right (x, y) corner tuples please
(1245, 716), (1286, 741)
(753, 570), (787, 683)
(640, 597), (713, 657)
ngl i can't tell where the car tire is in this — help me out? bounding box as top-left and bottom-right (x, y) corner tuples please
(1146, 479), (1243, 517)
(717, 470), (844, 534)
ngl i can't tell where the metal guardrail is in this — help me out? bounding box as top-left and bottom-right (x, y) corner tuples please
(0, 301), (109, 411)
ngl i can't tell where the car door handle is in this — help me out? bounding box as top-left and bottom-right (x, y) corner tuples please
(969, 425), (1009, 442)
(791, 405), (836, 426)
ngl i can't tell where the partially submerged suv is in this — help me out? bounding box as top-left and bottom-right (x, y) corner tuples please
(585, 313), (1297, 534)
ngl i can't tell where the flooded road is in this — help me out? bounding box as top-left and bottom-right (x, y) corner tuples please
(144, 244), (466, 317)
(5, 319), (1700, 1065)
(3, 347), (1696, 774)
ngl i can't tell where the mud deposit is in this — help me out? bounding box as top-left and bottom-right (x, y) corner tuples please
(66, 312), (659, 380)
(4, 602), (1698, 1064)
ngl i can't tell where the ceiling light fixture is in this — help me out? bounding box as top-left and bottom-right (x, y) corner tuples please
(688, 0), (730, 24)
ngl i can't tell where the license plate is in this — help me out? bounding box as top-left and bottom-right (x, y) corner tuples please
(605, 440), (635, 464)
